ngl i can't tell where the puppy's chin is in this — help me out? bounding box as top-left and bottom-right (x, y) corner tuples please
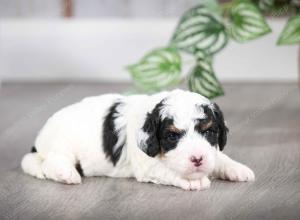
(181, 162), (215, 180)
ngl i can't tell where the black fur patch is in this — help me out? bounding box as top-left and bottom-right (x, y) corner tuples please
(31, 146), (37, 153)
(212, 103), (228, 151)
(195, 104), (228, 150)
(75, 163), (84, 177)
(102, 101), (125, 166)
(141, 100), (164, 157)
(141, 100), (185, 157)
(158, 117), (185, 153)
(195, 105), (219, 147)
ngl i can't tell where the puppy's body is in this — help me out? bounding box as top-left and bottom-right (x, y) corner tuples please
(22, 90), (254, 190)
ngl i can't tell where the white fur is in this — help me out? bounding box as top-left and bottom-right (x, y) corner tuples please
(213, 150), (255, 182)
(21, 89), (254, 190)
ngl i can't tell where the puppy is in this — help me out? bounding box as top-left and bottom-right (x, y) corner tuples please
(21, 89), (254, 190)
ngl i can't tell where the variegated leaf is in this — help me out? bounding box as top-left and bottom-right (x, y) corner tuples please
(188, 58), (224, 99)
(228, 0), (271, 42)
(202, 0), (222, 16)
(127, 47), (181, 91)
(258, 0), (274, 11)
(193, 49), (207, 60)
(277, 13), (300, 45)
(171, 5), (228, 56)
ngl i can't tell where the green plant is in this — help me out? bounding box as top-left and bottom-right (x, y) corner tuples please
(127, 0), (300, 99)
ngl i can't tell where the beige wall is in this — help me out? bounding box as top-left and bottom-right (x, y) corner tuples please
(0, 19), (297, 82)
(0, 0), (201, 18)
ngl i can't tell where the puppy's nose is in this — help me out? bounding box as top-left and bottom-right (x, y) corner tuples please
(190, 156), (203, 167)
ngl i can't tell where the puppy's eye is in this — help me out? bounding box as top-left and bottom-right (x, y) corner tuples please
(167, 132), (180, 142)
(203, 128), (216, 134)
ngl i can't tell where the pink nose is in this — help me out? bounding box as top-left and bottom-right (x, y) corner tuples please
(190, 156), (203, 167)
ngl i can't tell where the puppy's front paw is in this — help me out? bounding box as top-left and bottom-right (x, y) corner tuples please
(179, 176), (211, 191)
(220, 162), (255, 182)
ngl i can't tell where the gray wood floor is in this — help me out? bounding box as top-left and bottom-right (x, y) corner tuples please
(0, 82), (300, 220)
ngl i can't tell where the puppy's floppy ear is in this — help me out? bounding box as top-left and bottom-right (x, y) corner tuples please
(212, 103), (229, 151)
(139, 101), (164, 157)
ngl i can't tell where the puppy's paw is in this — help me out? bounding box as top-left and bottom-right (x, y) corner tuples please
(42, 163), (82, 185)
(179, 176), (211, 191)
(35, 170), (46, 180)
(221, 162), (255, 182)
(199, 176), (211, 189)
(57, 168), (82, 185)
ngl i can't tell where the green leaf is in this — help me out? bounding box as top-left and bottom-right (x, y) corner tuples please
(127, 47), (181, 92)
(277, 13), (300, 45)
(258, 0), (274, 11)
(188, 58), (224, 99)
(228, 0), (271, 42)
(202, 0), (222, 16)
(171, 5), (228, 56)
(193, 48), (207, 60)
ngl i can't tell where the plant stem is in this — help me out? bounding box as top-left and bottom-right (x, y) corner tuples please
(298, 45), (300, 90)
(183, 59), (195, 65)
(219, 0), (235, 17)
(220, 1), (235, 10)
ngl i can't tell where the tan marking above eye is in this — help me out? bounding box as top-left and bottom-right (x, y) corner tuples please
(168, 125), (182, 133)
(199, 120), (213, 131)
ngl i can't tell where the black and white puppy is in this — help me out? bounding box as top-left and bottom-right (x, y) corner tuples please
(21, 89), (254, 190)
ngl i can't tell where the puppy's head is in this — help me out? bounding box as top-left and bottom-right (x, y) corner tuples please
(138, 90), (228, 179)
